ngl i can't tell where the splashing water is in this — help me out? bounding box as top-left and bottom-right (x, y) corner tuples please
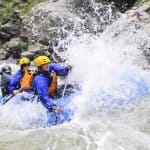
(1, 1), (150, 150)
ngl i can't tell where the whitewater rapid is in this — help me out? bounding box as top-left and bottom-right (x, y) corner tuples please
(1, 1), (150, 150)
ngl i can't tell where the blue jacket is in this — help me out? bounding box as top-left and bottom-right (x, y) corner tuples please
(32, 63), (69, 111)
(9, 70), (23, 94)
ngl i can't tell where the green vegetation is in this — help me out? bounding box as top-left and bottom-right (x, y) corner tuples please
(19, 39), (29, 49)
(139, 0), (150, 3)
(0, 0), (15, 19)
(0, 0), (149, 20)
(20, 0), (48, 15)
(0, 0), (48, 19)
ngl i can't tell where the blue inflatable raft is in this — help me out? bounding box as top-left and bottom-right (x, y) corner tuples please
(0, 91), (74, 126)
(48, 96), (74, 125)
(0, 73), (149, 125)
(98, 73), (149, 111)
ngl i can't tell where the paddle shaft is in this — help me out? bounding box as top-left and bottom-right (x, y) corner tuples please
(3, 87), (23, 105)
(3, 71), (34, 105)
(55, 74), (70, 125)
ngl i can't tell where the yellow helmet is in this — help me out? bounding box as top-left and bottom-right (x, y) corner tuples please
(35, 55), (51, 67)
(19, 57), (30, 66)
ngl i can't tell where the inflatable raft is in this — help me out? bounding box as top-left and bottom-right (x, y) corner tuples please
(97, 73), (149, 111)
(0, 92), (74, 126)
(0, 73), (149, 126)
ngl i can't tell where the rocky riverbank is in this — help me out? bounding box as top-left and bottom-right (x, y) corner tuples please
(0, 0), (150, 63)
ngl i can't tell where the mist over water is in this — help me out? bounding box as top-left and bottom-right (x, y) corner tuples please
(1, 0), (150, 150)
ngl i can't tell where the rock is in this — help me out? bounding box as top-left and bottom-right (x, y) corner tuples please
(0, 0), (4, 6)
(1, 18), (12, 25)
(144, 49), (150, 57)
(102, 1), (150, 67)
(21, 51), (35, 60)
(18, 0), (76, 60)
(39, 37), (49, 46)
(110, 0), (137, 12)
(55, 0), (138, 14)
(1, 23), (20, 37)
(29, 0), (121, 47)
(139, 2), (150, 12)
(20, 15), (32, 42)
(28, 44), (49, 58)
(20, 32), (29, 42)
(29, 1), (74, 45)
(5, 38), (20, 49)
(5, 38), (23, 58)
(21, 0), (28, 2)
(0, 32), (11, 42)
(52, 0), (59, 2)
(0, 48), (10, 60)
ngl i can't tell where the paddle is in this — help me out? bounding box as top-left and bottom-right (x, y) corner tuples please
(3, 87), (23, 105)
(55, 73), (70, 125)
(54, 111), (60, 125)
(3, 69), (34, 105)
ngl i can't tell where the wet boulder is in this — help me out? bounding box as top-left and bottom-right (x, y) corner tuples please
(0, 32), (11, 43)
(27, 44), (49, 58)
(0, 48), (10, 60)
(27, 1), (74, 51)
(1, 23), (20, 37)
(21, 51), (35, 60)
(102, 2), (150, 67)
(0, 0), (4, 7)
(4, 38), (26, 58)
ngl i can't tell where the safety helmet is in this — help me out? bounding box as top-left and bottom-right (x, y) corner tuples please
(19, 57), (30, 66)
(2, 65), (12, 74)
(35, 56), (51, 67)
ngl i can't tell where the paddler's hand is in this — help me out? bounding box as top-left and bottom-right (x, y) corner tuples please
(54, 106), (61, 113)
(67, 65), (72, 71)
(13, 90), (20, 95)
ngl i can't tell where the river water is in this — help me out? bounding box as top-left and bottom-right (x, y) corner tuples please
(0, 0), (150, 150)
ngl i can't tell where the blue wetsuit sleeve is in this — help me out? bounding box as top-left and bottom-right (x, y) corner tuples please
(9, 70), (22, 94)
(3, 73), (11, 83)
(33, 76), (56, 111)
(49, 63), (69, 76)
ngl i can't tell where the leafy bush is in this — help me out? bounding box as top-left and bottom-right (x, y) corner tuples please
(0, 0), (48, 19)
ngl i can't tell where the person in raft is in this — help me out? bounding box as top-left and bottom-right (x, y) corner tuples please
(9, 57), (34, 96)
(32, 55), (72, 113)
(0, 65), (12, 96)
